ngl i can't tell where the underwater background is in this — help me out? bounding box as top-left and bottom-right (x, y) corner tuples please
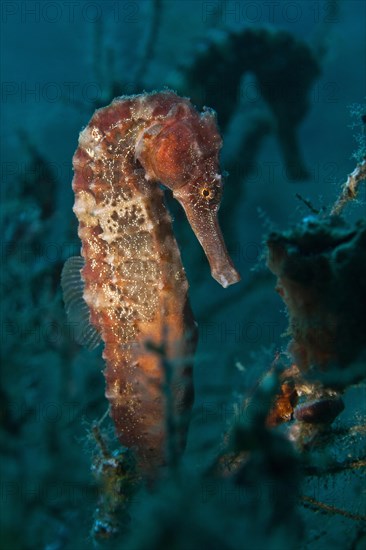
(1, 1), (366, 548)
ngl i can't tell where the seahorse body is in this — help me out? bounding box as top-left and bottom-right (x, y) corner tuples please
(69, 91), (239, 473)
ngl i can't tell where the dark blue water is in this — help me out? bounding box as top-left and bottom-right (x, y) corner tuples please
(1, 2), (365, 548)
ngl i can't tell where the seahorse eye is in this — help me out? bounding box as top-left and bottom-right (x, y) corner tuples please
(199, 183), (221, 203)
(201, 187), (212, 199)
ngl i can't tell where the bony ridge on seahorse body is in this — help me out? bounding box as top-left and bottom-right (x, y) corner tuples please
(62, 90), (240, 475)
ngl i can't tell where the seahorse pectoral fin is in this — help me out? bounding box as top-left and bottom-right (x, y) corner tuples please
(174, 198), (240, 288)
(61, 256), (102, 350)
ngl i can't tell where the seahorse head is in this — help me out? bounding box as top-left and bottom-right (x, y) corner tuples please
(135, 100), (240, 287)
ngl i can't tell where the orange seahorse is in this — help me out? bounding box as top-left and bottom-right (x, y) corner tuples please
(62, 90), (240, 474)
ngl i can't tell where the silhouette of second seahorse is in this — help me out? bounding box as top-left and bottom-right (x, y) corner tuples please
(62, 90), (240, 473)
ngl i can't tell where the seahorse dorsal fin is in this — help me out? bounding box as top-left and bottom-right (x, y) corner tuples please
(61, 256), (102, 350)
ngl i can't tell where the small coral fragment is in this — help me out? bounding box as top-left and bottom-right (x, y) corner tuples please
(294, 397), (345, 424)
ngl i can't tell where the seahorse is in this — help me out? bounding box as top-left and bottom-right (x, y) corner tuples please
(62, 90), (240, 474)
